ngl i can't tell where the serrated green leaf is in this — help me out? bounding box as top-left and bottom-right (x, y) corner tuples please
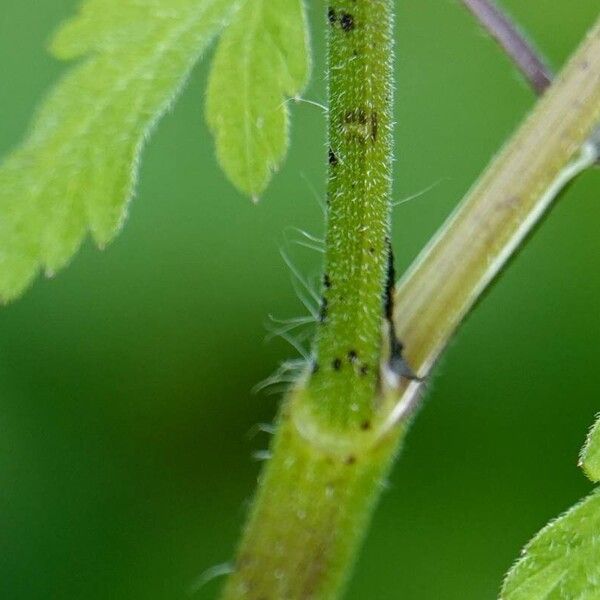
(206, 0), (310, 200)
(501, 488), (600, 600)
(580, 414), (600, 483)
(0, 0), (241, 301)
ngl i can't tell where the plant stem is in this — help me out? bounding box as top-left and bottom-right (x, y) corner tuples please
(388, 19), (600, 424)
(461, 0), (600, 166)
(462, 0), (553, 94)
(220, 1), (396, 598)
(220, 13), (600, 600)
(310, 0), (394, 430)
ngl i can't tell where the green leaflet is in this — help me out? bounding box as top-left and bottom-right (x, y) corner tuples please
(580, 414), (600, 483)
(0, 0), (241, 301)
(501, 418), (600, 599)
(206, 0), (310, 200)
(501, 489), (600, 600)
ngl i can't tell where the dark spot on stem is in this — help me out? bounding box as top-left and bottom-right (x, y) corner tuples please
(344, 108), (367, 125)
(340, 12), (355, 31)
(332, 358), (342, 371)
(348, 349), (358, 362)
(328, 7), (336, 24)
(389, 339), (422, 382)
(328, 148), (338, 166)
(371, 111), (378, 142)
(360, 420), (371, 431)
(319, 297), (328, 323)
(389, 335), (404, 367)
(341, 122), (366, 144)
(385, 241), (421, 382)
(323, 273), (331, 289)
(341, 108), (380, 145)
(345, 455), (357, 465)
(359, 364), (369, 376)
(384, 240), (395, 320)
(312, 362), (319, 375)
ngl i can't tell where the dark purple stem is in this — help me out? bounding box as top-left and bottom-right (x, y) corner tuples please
(462, 0), (553, 94)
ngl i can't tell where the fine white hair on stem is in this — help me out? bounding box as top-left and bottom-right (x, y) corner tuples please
(261, 383), (297, 396)
(290, 278), (319, 321)
(392, 180), (444, 208)
(283, 226), (325, 254)
(290, 228), (324, 245)
(277, 329), (311, 362)
(293, 239), (324, 254)
(278, 96), (329, 113)
(299, 172), (327, 215)
(254, 234), (321, 397)
(258, 422), (277, 435)
(246, 422), (277, 440)
(252, 375), (294, 395)
(268, 314), (315, 325)
(280, 250), (321, 305)
(265, 314), (315, 341)
(188, 562), (233, 596)
(293, 96), (329, 112)
(252, 450), (273, 462)
(252, 358), (309, 395)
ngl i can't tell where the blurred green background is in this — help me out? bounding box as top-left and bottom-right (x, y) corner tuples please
(1, 1), (599, 598)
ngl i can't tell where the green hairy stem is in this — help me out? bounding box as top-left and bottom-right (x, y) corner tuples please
(220, 10), (600, 600)
(392, 21), (600, 381)
(220, 2), (397, 598)
(310, 0), (394, 429)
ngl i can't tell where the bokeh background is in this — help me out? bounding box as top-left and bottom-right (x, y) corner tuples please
(1, 1), (599, 598)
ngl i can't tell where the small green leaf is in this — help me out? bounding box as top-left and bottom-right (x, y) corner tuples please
(0, 0), (241, 301)
(580, 414), (600, 482)
(206, 0), (310, 199)
(501, 488), (600, 600)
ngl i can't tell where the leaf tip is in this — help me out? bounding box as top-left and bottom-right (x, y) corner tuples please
(579, 413), (600, 482)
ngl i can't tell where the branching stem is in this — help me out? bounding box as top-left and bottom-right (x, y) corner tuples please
(392, 19), (600, 406)
(462, 0), (600, 165)
(220, 11), (600, 600)
(462, 0), (553, 93)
